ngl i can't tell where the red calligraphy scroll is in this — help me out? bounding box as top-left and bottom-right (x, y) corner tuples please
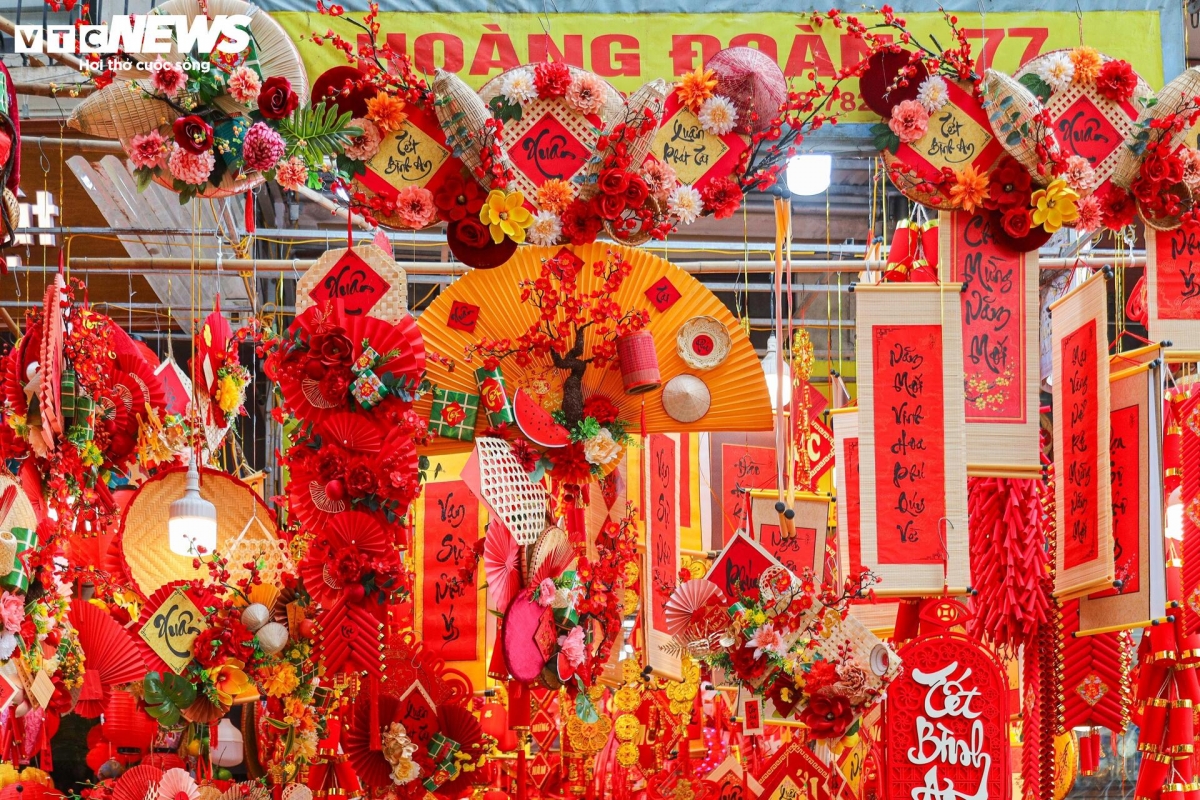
(421, 480), (478, 661)
(718, 441), (776, 545)
(872, 325), (947, 565)
(947, 211), (1028, 423)
(1061, 320), (1100, 571)
(1154, 228), (1200, 321)
(679, 435), (691, 528)
(1092, 404), (1140, 597)
(649, 434), (677, 633)
(845, 437), (862, 577)
(760, 524), (817, 576)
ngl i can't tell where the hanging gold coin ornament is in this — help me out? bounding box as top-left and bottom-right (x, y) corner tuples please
(614, 659), (645, 768)
(793, 327), (818, 489)
(792, 328), (815, 382)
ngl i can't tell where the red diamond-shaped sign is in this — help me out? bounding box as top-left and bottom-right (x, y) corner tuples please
(1053, 94), (1122, 169)
(795, 418), (835, 492)
(307, 250), (391, 318)
(508, 112), (589, 187)
(645, 276), (681, 311)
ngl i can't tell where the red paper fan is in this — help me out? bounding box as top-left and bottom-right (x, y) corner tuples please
(432, 705), (485, 798)
(70, 600), (147, 717)
(196, 301), (233, 397)
(484, 520), (520, 612)
(3, 344), (25, 417)
(38, 275), (65, 448)
(299, 510), (394, 608)
(316, 412), (385, 452)
(133, 581), (202, 676)
(110, 764), (164, 800)
(664, 580), (726, 637)
(343, 693), (403, 792)
(104, 348), (167, 463)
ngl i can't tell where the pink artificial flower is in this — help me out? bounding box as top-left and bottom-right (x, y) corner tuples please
(565, 74), (606, 116)
(167, 144), (215, 186)
(394, 186), (436, 229)
(1182, 148), (1200, 191)
(1063, 155), (1098, 195)
(344, 118), (382, 161)
(1074, 194), (1103, 232)
(227, 66), (262, 105)
(0, 593), (23, 634)
(536, 578), (556, 608)
(888, 99), (929, 144)
(746, 622), (784, 659)
(558, 625), (586, 667)
(641, 159), (677, 201)
(275, 156), (309, 191)
(242, 122), (286, 173)
(129, 130), (168, 170)
(151, 58), (187, 98)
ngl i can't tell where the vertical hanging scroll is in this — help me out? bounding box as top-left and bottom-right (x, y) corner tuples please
(1050, 273), (1114, 599)
(707, 432), (776, 547)
(749, 490), (829, 578)
(420, 479), (481, 662)
(1146, 228), (1200, 352)
(832, 408), (861, 583)
(644, 433), (681, 681)
(939, 211), (1041, 474)
(855, 284), (970, 595)
(1078, 349), (1166, 633)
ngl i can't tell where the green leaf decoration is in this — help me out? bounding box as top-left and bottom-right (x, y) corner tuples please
(1006, 130), (1023, 146)
(575, 681), (600, 724)
(277, 102), (360, 166)
(1017, 72), (1053, 103)
(487, 95), (523, 124)
(142, 671), (195, 727)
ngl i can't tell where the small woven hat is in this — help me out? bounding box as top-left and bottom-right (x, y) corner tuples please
(661, 374), (711, 423)
(1112, 66), (1200, 190)
(676, 316), (732, 370)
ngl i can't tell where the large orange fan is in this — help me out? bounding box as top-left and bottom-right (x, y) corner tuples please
(416, 243), (771, 454)
(69, 600), (148, 717)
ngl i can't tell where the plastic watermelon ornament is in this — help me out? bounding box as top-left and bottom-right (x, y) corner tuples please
(514, 389), (570, 448)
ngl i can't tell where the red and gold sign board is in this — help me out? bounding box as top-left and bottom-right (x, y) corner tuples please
(884, 601), (1011, 800)
(750, 489), (829, 578)
(854, 284), (970, 595)
(1146, 228), (1200, 353)
(649, 93), (749, 192)
(355, 103), (463, 228)
(1050, 273), (1114, 600)
(644, 433), (682, 681)
(1078, 348), (1167, 634)
(755, 738), (833, 800)
(708, 432), (776, 548)
(939, 211), (1040, 474)
(296, 244), (409, 323)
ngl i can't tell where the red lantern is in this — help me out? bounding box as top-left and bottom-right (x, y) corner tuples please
(615, 330), (660, 394)
(100, 692), (157, 750)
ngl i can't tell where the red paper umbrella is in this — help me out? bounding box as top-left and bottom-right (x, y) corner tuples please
(343, 693), (403, 792)
(69, 600), (149, 718)
(110, 764), (164, 800)
(484, 520), (520, 612)
(299, 510), (394, 608)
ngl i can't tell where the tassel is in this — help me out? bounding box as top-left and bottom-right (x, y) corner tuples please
(245, 189), (256, 234)
(368, 677), (381, 752)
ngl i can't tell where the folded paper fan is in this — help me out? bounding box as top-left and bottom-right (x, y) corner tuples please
(38, 275), (65, 449)
(69, 600), (148, 717)
(529, 526), (575, 586)
(484, 520), (521, 613)
(110, 764), (164, 800)
(299, 510), (394, 608)
(433, 704), (486, 797)
(462, 438), (548, 546)
(664, 580), (726, 637)
(104, 348), (168, 464)
(343, 693), (403, 791)
(416, 244), (772, 455)
(316, 412), (385, 452)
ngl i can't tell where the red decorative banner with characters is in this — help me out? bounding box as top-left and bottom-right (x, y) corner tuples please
(649, 434), (677, 633)
(421, 480), (479, 662)
(833, 409), (863, 582)
(1097, 404), (1139, 596)
(855, 284), (969, 594)
(1060, 320), (1101, 570)
(884, 604), (1011, 800)
(871, 323), (948, 565)
(711, 434), (777, 547)
(1050, 273), (1112, 599)
(1147, 228), (1200, 352)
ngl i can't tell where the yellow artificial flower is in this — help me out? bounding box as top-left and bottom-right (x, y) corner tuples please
(209, 663), (251, 706)
(948, 165), (989, 213)
(676, 66), (718, 112)
(1031, 178), (1079, 232)
(365, 93), (408, 135)
(479, 190), (534, 244)
(214, 373), (244, 414)
(258, 662), (301, 698)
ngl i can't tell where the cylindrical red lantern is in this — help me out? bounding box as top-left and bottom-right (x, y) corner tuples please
(885, 220), (919, 272)
(616, 331), (661, 394)
(920, 219), (939, 273)
(1166, 784), (1189, 800)
(100, 692), (157, 750)
(507, 680), (531, 729)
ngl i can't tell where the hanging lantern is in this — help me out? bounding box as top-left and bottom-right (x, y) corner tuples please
(615, 331), (661, 395)
(211, 718), (244, 768)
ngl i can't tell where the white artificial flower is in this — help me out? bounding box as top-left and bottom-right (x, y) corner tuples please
(698, 95), (738, 135)
(500, 70), (538, 105)
(0, 633), (16, 660)
(668, 184), (703, 225)
(527, 210), (563, 246)
(583, 428), (622, 466)
(916, 76), (949, 113)
(1037, 52), (1075, 94)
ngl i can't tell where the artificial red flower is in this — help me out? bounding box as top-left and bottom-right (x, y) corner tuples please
(701, 177), (743, 219)
(310, 329), (354, 367)
(1095, 59), (1137, 103)
(534, 61), (572, 98)
(984, 157), (1031, 210)
(582, 394), (620, 424)
(318, 367), (352, 400)
(332, 546), (368, 585)
(592, 192), (627, 221)
(623, 174), (649, 208)
(560, 198), (603, 245)
(549, 441), (594, 485)
(258, 76), (299, 119)
(172, 115), (213, 155)
(804, 660), (841, 694)
(1100, 185), (1137, 230)
(1141, 148), (1184, 187)
(453, 217), (491, 249)
(728, 639), (771, 683)
(315, 449), (346, 481)
(800, 693), (855, 740)
(508, 438), (540, 472)
(191, 626), (225, 667)
(434, 175), (485, 222)
(1000, 207), (1032, 239)
(598, 168), (629, 196)
(345, 463), (379, 496)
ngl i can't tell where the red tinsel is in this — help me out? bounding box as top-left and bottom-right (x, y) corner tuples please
(966, 476), (1049, 651)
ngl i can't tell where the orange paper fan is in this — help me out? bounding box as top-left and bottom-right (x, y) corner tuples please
(69, 600), (148, 717)
(664, 580), (726, 637)
(415, 243), (771, 454)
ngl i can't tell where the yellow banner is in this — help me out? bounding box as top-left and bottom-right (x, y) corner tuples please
(278, 10), (1166, 122)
